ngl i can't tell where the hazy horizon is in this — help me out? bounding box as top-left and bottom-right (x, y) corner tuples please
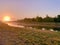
(0, 0), (60, 20)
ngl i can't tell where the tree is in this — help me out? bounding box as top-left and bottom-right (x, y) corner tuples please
(35, 16), (43, 22)
(57, 15), (60, 22)
(43, 15), (54, 22)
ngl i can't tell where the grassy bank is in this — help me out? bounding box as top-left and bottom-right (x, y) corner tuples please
(0, 22), (60, 45)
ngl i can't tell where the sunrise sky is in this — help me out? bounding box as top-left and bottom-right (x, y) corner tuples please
(0, 0), (60, 20)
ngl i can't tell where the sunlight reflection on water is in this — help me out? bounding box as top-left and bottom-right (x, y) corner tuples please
(6, 22), (58, 32)
(7, 23), (25, 28)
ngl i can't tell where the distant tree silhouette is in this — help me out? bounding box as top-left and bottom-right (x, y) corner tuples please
(43, 15), (54, 22)
(17, 14), (60, 23)
(57, 15), (60, 22)
(35, 16), (43, 22)
(54, 17), (57, 22)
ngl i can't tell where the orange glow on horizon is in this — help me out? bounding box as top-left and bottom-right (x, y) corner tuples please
(2, 16), (11, 22)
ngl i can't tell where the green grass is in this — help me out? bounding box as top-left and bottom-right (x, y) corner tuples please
(0, 22), (60, 45)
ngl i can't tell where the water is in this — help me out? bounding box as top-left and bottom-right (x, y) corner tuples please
(6, 22), (60, 31)
(7, 23), (25, 28)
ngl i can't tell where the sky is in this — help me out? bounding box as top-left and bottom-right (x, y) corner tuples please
(0, 0), (60, 20)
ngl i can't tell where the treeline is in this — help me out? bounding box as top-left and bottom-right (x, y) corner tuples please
(18, 15), (60, 23)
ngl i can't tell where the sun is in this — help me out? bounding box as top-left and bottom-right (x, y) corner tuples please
(3, 16), (11, 22)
